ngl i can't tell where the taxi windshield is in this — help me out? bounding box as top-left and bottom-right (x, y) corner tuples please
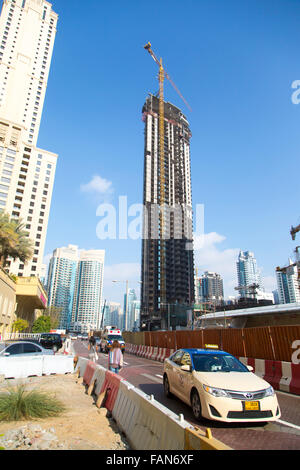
(192, 354), (249, 372)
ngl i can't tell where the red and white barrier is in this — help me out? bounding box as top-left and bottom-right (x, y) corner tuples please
(145, 346), (153, 359)
(238, 356), (300, 395)
(151, 347), (159, 361)
(83, 360), (97, 386)
(100, 369), (123, 412)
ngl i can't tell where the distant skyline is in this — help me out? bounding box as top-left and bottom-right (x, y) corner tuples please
(12, 0), (299, 305)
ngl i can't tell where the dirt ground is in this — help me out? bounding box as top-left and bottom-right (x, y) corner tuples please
(0, 372), (129, 450)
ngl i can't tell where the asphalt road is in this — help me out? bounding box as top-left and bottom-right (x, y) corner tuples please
(73, 340), (300, 450)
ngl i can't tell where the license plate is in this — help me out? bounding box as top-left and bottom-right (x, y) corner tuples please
(244, 401), (260, 411)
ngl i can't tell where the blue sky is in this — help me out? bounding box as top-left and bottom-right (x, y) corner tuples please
(34, 0), (300, 304)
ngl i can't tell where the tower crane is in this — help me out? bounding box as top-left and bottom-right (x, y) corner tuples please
(235, 283), (260, 299)
(143, 42), (191, 307)
(291, 223), (300, 240)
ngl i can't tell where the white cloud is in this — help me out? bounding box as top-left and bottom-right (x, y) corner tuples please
(80, 175), (114, 197)
(104, 262), (140, 282)
(194, 232), (240, 298)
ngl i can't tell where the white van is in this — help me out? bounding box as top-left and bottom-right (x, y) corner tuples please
(100, 327), (125, 354)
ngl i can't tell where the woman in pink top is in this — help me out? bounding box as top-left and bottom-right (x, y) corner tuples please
(108, 340), (123, 374)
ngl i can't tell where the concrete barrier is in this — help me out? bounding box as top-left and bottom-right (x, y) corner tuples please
(83, 360), (97, 386)
(74, 355), (231, 450)
(100, 369), (123, 412)
(111, 378), (231, 450)
(146, 346), (154, 359)
(42, 355), (75, 376)
(75, 356), (89, 377)
(238, 356), (300, 395)
(151, 347), (158, 361)
(112, 379), (190, 450)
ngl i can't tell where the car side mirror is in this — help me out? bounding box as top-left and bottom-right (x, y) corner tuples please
(181, 364), (191, 372)
(247, 365), (254, 372)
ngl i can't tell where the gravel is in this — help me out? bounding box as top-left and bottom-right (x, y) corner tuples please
(0, 424), (68, 450)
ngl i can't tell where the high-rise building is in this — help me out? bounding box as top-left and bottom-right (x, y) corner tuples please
(0, 0), (58, 277)
(71, 250), (105, 331)
(195, 271), (224, 306)
(123, 288), (138, 331)
(236, 251), (263, 298)
(276, 260), (300, 304)
(47, 244), (79, 329)
(103, 301), (122, 330)
(140, 95), (194, 330)
(132, 299), (140, 331)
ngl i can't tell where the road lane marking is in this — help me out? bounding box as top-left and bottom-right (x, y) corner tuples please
(141, 373), (163, 384)
(277, 419), (300, 431)
(156, 374), (163, 379)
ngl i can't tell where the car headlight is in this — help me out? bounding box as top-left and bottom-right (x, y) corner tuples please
(203, 384), (230, 398)
(264, 386), (275, 397)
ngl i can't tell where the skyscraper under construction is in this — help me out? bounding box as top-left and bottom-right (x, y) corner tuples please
(140, 95), (194, 330)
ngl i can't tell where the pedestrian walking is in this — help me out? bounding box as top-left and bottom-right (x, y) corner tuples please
(88, 335), (98, 362)
(108, 340), (123, 373)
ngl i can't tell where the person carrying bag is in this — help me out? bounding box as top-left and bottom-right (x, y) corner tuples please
(88, 335), (98, 362)
(108, 340), (123, 374)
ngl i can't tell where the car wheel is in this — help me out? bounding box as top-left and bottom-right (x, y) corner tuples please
(163, 374), (172, 398)
(191, 390), (202, 421)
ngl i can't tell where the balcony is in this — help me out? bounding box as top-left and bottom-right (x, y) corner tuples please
(15, 276), (48, 310)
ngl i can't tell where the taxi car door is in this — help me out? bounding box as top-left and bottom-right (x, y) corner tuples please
(176, 352), (193, 403)
(168, 350), (184, 396)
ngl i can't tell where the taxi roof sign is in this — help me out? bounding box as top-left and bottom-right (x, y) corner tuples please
(204, 344), (219, 349)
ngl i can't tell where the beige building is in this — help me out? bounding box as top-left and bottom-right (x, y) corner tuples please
(0, 0), (58, 278)
(0, 267), (16, 338)
(0, 266), (47, 338)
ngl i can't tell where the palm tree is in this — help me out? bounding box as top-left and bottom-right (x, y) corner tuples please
(0, 212), (34, 268)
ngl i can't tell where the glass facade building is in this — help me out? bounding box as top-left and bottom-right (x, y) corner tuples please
(236, 251), (263, 298)
(71, 250), (105, 331)
(47, 245), (79, 329)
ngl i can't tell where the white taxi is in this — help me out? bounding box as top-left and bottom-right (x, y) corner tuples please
(163, 348), (281, 423)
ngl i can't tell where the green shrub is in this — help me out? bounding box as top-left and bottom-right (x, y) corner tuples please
(0, 385), (65, 421)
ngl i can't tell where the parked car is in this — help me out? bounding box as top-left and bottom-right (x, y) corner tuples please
(81, 334), (89, 341)
(39, 333), (63, 352)
(0, 341), (53, 379)
(163, 348), (281, 423)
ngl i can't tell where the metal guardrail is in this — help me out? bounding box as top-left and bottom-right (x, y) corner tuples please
(2, 332), (42, 341)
